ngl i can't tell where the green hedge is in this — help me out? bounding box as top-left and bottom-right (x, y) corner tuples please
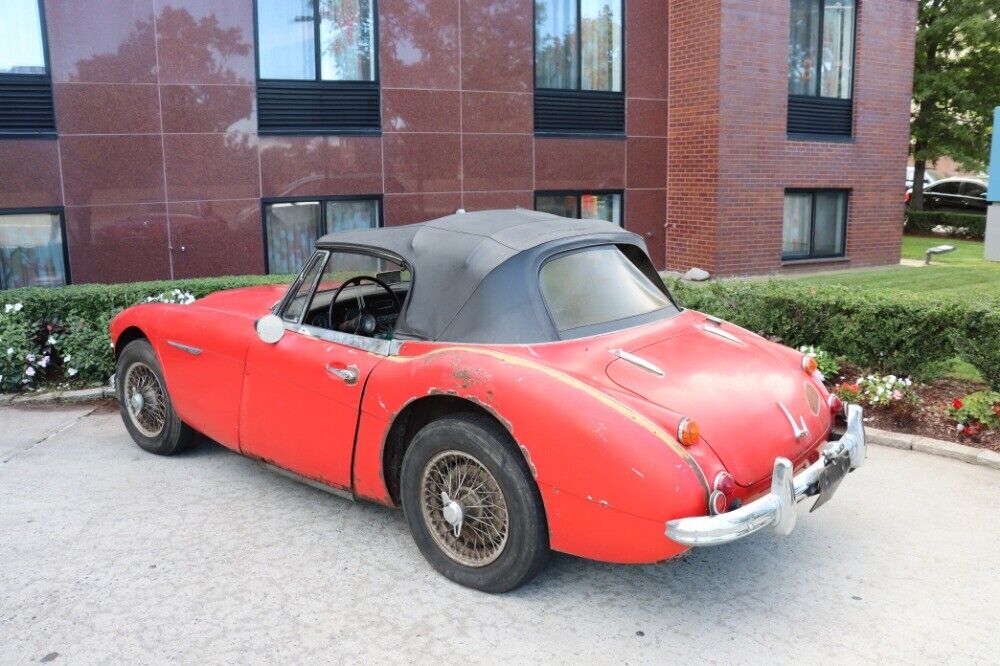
(904, 210), (986, 239)
(0, 275), (290, 390)
(1, 273), (998, 392)
(667, 278), (1000, 389)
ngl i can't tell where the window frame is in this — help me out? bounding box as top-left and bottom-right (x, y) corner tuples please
(534, 189), (625, 227)
(261, 194), (383, 274)
(786, 0), (857, 140)
(0, 0), (56, 138)
(532, 0), (626, 137)
(251, 0), (381, 135)
(781, 188), (849, 261)
(0, 206), (71, 289)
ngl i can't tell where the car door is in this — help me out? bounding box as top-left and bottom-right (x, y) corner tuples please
(237, 250), (393, 491)
(960, 181), (988, 214)
(928, 180), (962, 212)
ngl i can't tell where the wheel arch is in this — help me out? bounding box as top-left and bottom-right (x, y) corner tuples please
(380, 394), (530, 506)
(114, 326), (149, 358)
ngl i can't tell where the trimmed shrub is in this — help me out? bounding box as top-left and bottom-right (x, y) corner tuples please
(668, 278), (1000, 387)
(904, 210), (986, 239)
(959, 308), (1000, 390)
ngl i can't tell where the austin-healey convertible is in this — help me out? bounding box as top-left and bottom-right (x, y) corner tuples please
(110, 209), (865, 592)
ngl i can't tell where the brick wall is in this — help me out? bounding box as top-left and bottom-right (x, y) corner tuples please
(668, 0), (917, 276)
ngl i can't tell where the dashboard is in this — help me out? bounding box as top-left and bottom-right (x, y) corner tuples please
(305, 284), (408, 338)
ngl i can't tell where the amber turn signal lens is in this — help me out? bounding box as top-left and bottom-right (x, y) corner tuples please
(802, 355), (818, 375)
(677, 417), (700, 446)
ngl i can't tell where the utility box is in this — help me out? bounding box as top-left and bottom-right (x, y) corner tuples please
(986, 107), (1000, 262)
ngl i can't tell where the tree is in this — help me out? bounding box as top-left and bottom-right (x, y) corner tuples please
(910, 0), (1000, 209)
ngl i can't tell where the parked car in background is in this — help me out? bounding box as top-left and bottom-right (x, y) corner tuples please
(905, 166), (942, 190)
(906, 177), (989, 214)
(108, 209), (866, 592)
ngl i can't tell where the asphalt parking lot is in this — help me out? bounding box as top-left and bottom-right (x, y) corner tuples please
(2, 402), (998, 664)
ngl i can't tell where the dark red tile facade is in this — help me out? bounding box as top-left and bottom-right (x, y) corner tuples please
(0, 0), (915, 284)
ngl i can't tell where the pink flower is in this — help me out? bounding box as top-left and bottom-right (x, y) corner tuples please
(892, 390), (902, 400)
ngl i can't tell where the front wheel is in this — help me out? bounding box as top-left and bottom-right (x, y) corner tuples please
(400, 414), (549, 592)
(115, 339), (195, 456)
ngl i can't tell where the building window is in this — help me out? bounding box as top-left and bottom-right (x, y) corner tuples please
(0, 209), (68, 289)
(787, 0), (855, 138)
(255, 0), (380, 135)
(0, 0), (55, 136)
(782, 190), (847, 260)
(534, 0), (624, 136)
(264, 197), (381, 274)
(536, 191), (623, 226)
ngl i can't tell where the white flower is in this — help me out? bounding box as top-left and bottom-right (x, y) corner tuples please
(957, 423), (965, 432)
(67, 368), (78, 377)
(63, 354), (71, 363)
(25, 367), (35, 377)
(26, 353), (35, 362)
(39, 356), (49, 368)
(3, 304), (11, 313)
(5, 347), (12, 356)
(46, 336), (57, 346)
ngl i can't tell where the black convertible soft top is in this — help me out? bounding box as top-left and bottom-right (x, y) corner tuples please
(315, 209), (657, 343)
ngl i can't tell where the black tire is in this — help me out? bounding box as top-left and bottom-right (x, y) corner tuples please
(115, 339), (195, 456)
(400, 413), (549, 592)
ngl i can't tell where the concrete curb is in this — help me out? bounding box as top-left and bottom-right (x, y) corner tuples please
(865, 426), (1000, 471)
(1, 388), (997, 470)
(2, 386), (114, 406)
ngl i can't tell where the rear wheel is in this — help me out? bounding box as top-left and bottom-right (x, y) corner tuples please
(116, 340), (195, 456)
(401, 414), (549, 592)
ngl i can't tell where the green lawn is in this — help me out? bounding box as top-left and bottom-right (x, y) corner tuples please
(792, 236), (1000, 298)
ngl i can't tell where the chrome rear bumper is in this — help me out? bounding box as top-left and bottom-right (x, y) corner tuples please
(666, 404), (865, 547)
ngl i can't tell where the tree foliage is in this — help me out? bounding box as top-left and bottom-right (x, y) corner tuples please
(910, 0), (1000, 208)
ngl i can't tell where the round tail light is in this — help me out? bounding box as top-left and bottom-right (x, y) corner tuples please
(714, 471), (736, 496)
(677, 418), (700, 447)
(802, 354), (818, 375)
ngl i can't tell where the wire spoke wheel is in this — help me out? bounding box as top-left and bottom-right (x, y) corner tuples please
(124, 362), (167, 438)
(420, 450), (509, 567)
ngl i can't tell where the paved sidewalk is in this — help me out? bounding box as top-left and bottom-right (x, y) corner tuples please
(1, 404), (998, 664)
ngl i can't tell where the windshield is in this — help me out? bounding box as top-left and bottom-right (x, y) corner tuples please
(539, 245), (674, 333)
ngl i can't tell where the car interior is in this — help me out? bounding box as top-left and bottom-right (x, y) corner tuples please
(281, 250), (411, 340)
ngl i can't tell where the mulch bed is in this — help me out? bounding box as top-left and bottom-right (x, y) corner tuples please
(830, 363), (999, 453)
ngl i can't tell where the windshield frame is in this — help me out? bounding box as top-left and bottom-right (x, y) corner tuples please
(536, 243), (681, 341)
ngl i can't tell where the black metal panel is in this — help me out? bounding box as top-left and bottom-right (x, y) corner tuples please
(534, 89), (625, 136)
(787, 95), (853, 138)
(0, 75), (56, 135)
(257, 80), (380, 135)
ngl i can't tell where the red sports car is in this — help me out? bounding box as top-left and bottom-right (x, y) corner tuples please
(110, 209), (866, 592)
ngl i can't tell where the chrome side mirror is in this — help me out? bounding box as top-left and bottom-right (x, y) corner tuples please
(256, 314), (285, 344)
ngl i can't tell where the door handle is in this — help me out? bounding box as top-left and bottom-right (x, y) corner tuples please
(326, 363), (359, 385)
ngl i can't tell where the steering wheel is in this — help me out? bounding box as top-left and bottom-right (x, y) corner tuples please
(327, 275), (402, 336)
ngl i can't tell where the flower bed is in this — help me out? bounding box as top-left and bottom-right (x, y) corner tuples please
(827, 361), (998, 452)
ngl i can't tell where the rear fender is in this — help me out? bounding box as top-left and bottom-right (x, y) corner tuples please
(355, 346), (710, 533)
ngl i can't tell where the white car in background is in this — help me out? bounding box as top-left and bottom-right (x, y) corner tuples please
(906, 166), (942, 190)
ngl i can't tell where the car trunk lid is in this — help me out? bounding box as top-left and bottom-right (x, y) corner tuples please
(606, 318), (830, 486)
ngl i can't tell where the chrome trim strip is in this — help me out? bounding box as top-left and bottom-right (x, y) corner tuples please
(609, 348), (664, 377)
(665, 404), (866, 547)
(261, 461), (354, 501)
(285, 322), (401, 356)
(166, 340), (203, 356)
(701, 325), (743, 345)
